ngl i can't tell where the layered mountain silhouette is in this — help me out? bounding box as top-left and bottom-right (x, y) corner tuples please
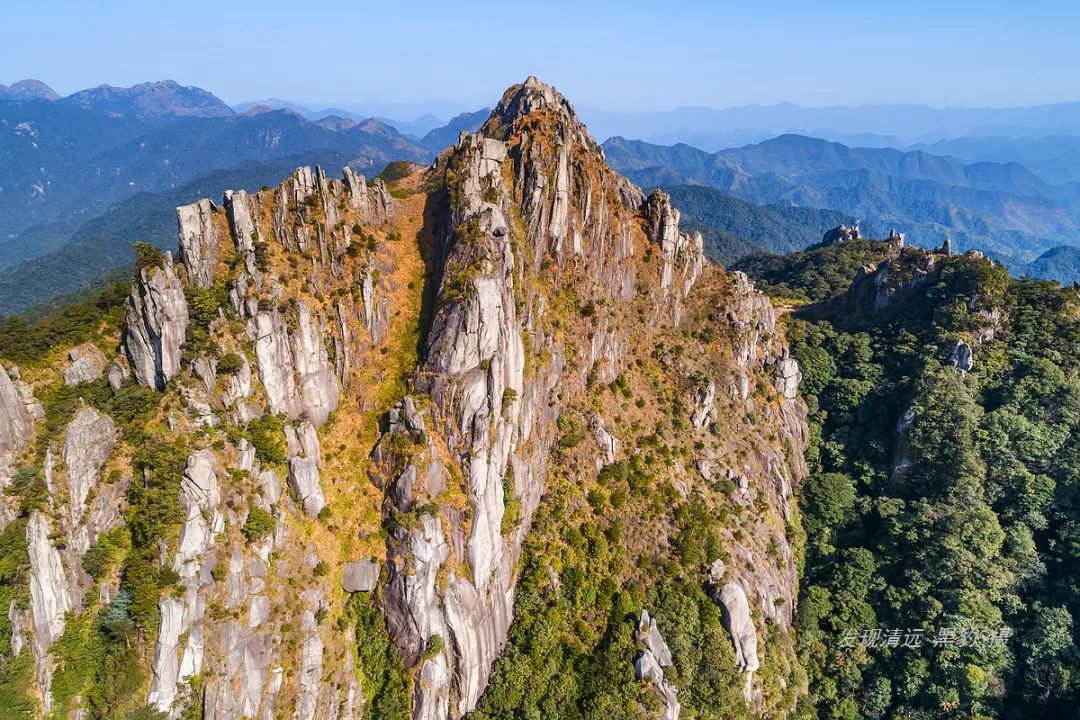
(5, 77), (1080, 316)
(604, 133), (1080, 267)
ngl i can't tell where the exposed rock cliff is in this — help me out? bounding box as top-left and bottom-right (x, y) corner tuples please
(0, 363), (34, 456)
(124, 253), (190, 390)
(27, 512), (71, 711)
(178, 198), (220, 289)
(0, 78), (809, 720)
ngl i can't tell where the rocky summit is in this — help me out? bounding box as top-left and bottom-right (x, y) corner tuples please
(0, 78), (810, 720)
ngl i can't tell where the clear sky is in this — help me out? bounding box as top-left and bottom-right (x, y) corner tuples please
(3, 0), (1079, 111)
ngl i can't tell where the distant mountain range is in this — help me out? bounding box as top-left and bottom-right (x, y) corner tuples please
(604, 134), (1080, 269)
(579, 101), (1080, 149)
(661, 185), (865, 265)
(231, 97), (475, 137)
(0, 151), (367, 316)
(0, 80), (437, 268)
(908, 135), (1080, 185)
(4, 76), (1080, 314)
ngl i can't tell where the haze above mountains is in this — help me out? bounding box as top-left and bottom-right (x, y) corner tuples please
(2, 77), (1080, 315)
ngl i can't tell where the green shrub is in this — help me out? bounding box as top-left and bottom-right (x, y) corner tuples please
(247, 414), (286, 466)
(5, 467), (47, 515)
(133, 242), (164, 273)
(82, 527), (131, 580)
(216, 353), (244, 375)
(242, 507), (276, 543)
(0, 282), (128, 367)
(375, 161), (414, 184)
(351, 594), (409, 719)
(422, 634), (444, 660)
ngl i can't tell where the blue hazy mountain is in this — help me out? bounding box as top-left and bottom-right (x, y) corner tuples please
(603, 134), (1080, 266)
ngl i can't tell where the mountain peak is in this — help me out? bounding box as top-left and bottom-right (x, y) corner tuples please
(483, 76), (583, 138)
(0, 78), (60, 101)
(61, 80), (234, 118)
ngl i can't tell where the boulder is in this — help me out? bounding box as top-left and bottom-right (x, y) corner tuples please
(637, 610), (674, 667)
(773, 350), (802, 400)
(822, 223), (861, 244)
(691, 380), (717, 429)
(62, 343), (107, 386)
(590, 415), (619, 466)
(946, 340), (974, 372)
(634, 649), (681, 720)
(107, 360), (129, 392)
(288, 457), (325, 517)
(634, 648), (664, 684)
(342, 558), (380, 592)
(8, 601), (28, 657)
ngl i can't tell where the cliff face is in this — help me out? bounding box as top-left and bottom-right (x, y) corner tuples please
(370, 78), (710, 719)
(0, 78), (809, 720)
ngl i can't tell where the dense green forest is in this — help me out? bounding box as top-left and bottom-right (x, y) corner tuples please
(733, 239), (900, 303)
(745, 244), (1080, 719)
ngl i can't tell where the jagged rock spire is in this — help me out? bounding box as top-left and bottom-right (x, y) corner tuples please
(486, 76), (579, 128)
(481, 76), (601, 154)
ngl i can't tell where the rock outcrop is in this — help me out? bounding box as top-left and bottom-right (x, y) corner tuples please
(124, 253), (190, 390)
(946, 340), (974, 372)
(252, 302), (339, 428)
(343, 167), (394, 223)
(716, 582), (760, 701)
(0, 364), (34, 455)
(637, 610), (674, 667)
(287, 423), (326, 518)
(177, 198), (220, 288)
(773, 349), (803, 400)
(634, 612), (680, 720)
(0, 77), (812, 720)
(148, 450), (223, 714)
(57, 406), (121, 606)
(368, 76), (711, 720)
(590, 415), (619, 467)
(62, 343), (107, 386)
(342, 558), (380, 592)
(646, 190), (704, 323)
(27, 512), (71, 711)
(223, 189), (257, 255)
(62, 406), (119, 529)
(822, 223), (861, 244)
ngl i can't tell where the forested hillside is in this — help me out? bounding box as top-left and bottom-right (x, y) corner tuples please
(741, 241), (1080, 718)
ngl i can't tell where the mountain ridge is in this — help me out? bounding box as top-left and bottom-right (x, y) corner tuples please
(603, 133), (1080, 264)
(0, 76), (809, 720)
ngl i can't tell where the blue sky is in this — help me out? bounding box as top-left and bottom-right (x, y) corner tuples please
(3, 0), (1079, 111)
